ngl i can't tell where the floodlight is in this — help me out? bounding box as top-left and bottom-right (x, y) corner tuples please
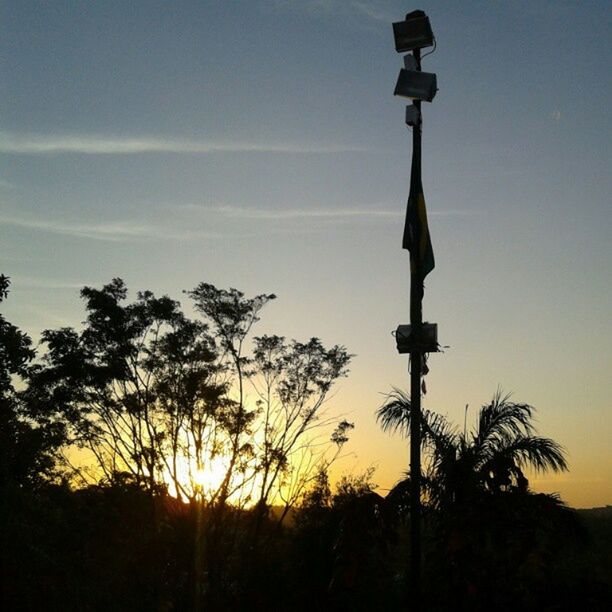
(395, 323), (438, 354)
(392, 10), (434, 53)
(394, 68), (437, 102)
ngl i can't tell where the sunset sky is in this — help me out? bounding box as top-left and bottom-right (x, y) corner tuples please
(1, 0), (610, 508)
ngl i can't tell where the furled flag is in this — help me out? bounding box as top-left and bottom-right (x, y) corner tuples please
(402, 144), (435, 278)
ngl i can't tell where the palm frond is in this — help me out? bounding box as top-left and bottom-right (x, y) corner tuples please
(377, 388), (457, 449)
(377, 388), (459, 482)
(378, 387), (568, 512)
(473, 389), (536, 461)
(377, 388), (412, 437)
(481, 434), (568, 475)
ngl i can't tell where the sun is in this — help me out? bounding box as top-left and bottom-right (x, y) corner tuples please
(164, 454), (229, 501)
(192, 456), (227, 494)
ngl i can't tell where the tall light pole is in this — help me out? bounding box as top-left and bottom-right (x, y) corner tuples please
(392, 10), (438, 610)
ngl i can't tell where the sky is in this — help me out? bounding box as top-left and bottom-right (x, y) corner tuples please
(1, 0), (610, 508)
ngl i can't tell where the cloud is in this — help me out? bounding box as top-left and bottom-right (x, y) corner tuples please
(0, 212), (217, 242)
(8, 275), (100, 290)
(0, 214), (157, 241)
(350, 1), (394, 23)
(273, 0), (393, 24)
(199, 205), (401, 220)
(0, 205), (471, 245)
(184, 204), (474, 220)
(0, 132), (363, 156)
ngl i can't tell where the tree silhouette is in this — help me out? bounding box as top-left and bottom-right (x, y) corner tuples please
(378, 388), (575, 609)
(0, 275), (65, 487)
(250, 335), (352, 523)
(4, 275), (610, 611)
(24, 279), (352, 511)
(378, 388), (567, 510)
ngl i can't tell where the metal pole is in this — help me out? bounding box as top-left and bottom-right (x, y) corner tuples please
(409, 46), (423, 611)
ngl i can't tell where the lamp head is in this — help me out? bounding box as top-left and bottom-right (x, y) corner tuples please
(392, 10), (434, 53)
(394, 69), (437, 103)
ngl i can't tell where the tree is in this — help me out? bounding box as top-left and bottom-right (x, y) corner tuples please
(249, 335), (352, 521)
(187, 285), (353, 516)
(0, 275), (65, 487)
(28, 279), (353, 511)
(0, 275), (34, 394)
(187, 283), (276, 508)
(27, 279), (201, 494)
(292, 468), (402, 611)
(378, 388), (567, 510)
(146, 312), (227, 502)
(378, 388), (573, 609)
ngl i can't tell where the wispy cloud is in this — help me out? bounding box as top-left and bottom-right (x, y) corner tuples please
(272, 0), (393, 24)
(1, 214), (158, 241)
(200, 205), (401, 220)
(0, 212), (217, 242)
(0, 132), (363, 156)
(351, 1), (395, 23)
(0, 204), (471, 244)
(9, 275), (100, 290)
(184, 204), (474, 220)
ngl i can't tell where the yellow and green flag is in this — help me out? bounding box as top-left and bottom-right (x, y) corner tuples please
(402, 152), (434, 278)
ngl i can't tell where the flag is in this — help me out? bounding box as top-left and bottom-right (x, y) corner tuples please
(402, 149), (434, 278)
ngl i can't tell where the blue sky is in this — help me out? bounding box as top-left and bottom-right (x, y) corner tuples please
(1, 0), (610, 506)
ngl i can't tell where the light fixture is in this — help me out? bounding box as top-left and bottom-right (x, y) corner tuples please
(395, 323), (439, 354)
(394, 68), (437, 102)
(392, 10), (434, 53)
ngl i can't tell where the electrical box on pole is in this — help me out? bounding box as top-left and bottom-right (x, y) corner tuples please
(395, 323), (439, 354)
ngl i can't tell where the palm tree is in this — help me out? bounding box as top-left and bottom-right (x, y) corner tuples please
(377, 388), (567, 510)
(378, 389), (577, 609)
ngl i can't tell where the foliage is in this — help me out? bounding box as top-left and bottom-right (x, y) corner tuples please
(378, 388), (567, 509)
(24, 279), (352, 511)
(0, 275), (65, 487)
(250, 334), (353, 515)
(377, 388), (591, 610)
(0, 275), (35, 391)
(2, 275), (609, 610)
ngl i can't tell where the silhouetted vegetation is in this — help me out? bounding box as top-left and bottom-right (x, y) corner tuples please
(1, 275), (610, 610)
